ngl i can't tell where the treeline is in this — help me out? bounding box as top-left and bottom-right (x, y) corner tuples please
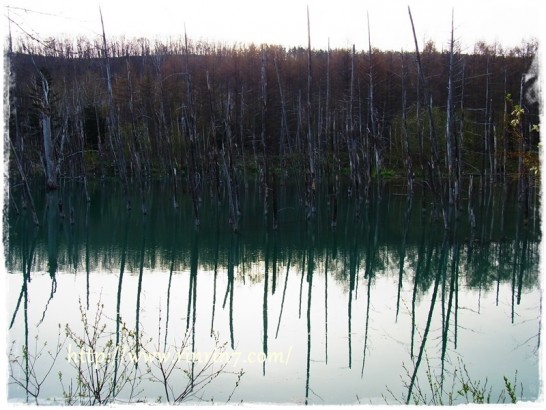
(7, 31), (539, 227)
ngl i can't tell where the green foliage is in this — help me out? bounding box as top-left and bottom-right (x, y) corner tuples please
(385, 356), (523, 405)
(505, 94), (540, 177)
(380, 168), (398, 178)
(9, 325), (66, 405)
(61, 299), (142, 405)
(9, 297), (244, 405)
(504, 374), (519, 404)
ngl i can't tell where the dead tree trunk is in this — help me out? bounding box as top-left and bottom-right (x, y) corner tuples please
(347, 44), (360, 200)
(305, 5), (316, 218)
(274, 56), (289, 178)
(260, 47), (269, 216)
(126, 58), (147, 212)
(73, 91), (90, 202)
(183, 25), (200, 226)
(36, 71), (58, 190)
(457, 61), (466, 210)
(408, 6), (448, 228)
(445, 11), (456, 206)
(221, 89), (240, 232)
(9, 138), (39, 225)
(239, 85), (248, 188)
(100, 8), (130, 209)
(367, 12), (381, 192)
(206, 70), (221, 201)
(502, 69), (508, 183)
(401, 52), (414, 196)
(325, 40), (335, 189)
(483, 56), (492, 183)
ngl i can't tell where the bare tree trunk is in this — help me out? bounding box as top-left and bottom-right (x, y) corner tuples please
(153, 55), (178, 208)
(239, 85), (248, 188)
(36, 71), (58, 190)
(401, 52), (414, 196)
(408, 6), (448, 228)
(457, 61), (466, 210)
(260, 47), (269, 216)
(183, 25), (200, 226)
(7, 6), (13, 55)
(517, 75), (529, 221)
(502, 69), (508, 183)
(93, 103), (105, 179)
(483, 56), (493, 183)
(99, 8), (130, 209)
(272, 173), (278, 230)
(206, 70), (221, 201)
(367, 12), (380, 191)
(74, 95), (90, 202)
(9, 139), (39, 225)
(325, 40), (334, 187)
(468, 175), (476, 234)
(445, 11), (455, 206)
(305, 5), (316, 218)
(274, 56), (289, 178)
(348, 44), (359, 199)
(126, 58), (147, 212)
(221, 89), (240, 231)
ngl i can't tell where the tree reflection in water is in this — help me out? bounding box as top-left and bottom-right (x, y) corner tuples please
(6, 180), (541, 404)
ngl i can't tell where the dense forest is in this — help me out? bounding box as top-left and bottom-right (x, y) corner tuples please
(6, 17), (540, 229)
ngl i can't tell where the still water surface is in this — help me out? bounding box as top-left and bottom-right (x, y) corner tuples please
(5, 180), (541, 404)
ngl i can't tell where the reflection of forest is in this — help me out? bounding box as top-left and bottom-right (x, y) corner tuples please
(6, 179), (541, 404)
(6, 180), (539, 294)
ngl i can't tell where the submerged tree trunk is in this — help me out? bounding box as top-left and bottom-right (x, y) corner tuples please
(408, 6), (448, 229)
(367, 12), (381, 193)
(9, 138), (39, 226)
(183, 25), (201, 226)
(37, 71), (58, 190)
(274, 56), (289, 178)
(401, 52), (414, 196)
(100, 7), (130, 208)
(305, 6), (316, 218)
(445, 11), (455, 206)
(260, 47), (269, 217)
(347, 44), (361, 200)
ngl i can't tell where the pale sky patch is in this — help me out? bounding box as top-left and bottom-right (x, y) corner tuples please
(3, 0), (544, 52)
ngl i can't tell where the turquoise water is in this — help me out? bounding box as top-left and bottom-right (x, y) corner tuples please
(5, 179), (541, 404)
